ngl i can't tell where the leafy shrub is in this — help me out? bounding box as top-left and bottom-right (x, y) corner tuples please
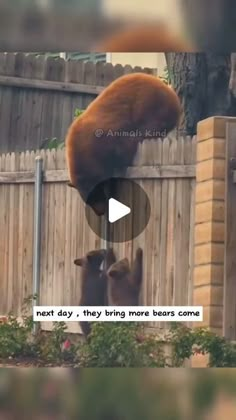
(169, 323), (236, 367)
(78, 321), (236, 368)
(74, 108), (84, 118)
(0, 316), (30, 358)
(40, 322), (67, 362)
(0, 297), (78, 364)
(40, 322), (78, 363)
(2, 295), (236, 367)
(40, 137), (65, 150)
(0, 295), (37, 359)
(77, 322), (166, 367)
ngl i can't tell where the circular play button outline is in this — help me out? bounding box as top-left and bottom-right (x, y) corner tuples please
(85, 177), (151, 243)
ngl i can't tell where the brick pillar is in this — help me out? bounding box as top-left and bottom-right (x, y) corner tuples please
(192, 116), (231, 367)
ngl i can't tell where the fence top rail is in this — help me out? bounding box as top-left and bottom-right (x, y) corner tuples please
(0, 74), (105, 96)
(0, 165), (196, 184)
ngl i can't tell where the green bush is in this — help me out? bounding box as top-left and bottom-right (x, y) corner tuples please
(0, 316), (31, 358)
(40, 137), (65, 150)
(0, 296), (37, 359)
(78, 322), (236, 368)
(2, 295), (236, 367)
(169, 323), (236, 367)
(74, 108), (85, 118)
(77, 322), (166, 367)
(40, 322), (78, 363)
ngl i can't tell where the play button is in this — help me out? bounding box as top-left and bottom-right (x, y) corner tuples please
(85, 177), (151, 243)
(108, 198), (131, 223)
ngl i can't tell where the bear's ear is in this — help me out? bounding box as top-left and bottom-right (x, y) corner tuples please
(86, 254), (95, 264)
(108, 258), (130, 279)
(108, 268), (120, 279)
(74, 258), (83, 266)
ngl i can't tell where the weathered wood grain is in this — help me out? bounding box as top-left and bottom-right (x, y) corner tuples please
(224, 121), (236, 339)
(0, 137), (196, 336)
(0, 54), (155, 153)
(0, 74), (104, 95)
(0, 165), (196, 184)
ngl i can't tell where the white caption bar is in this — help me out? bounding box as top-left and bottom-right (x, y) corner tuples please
(33, 306), (203, 322)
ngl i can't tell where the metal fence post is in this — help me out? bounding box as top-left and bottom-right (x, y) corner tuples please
(102, 181), (112, 270)
(32, 156), (43, 335)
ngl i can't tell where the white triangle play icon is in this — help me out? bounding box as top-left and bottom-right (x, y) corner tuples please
(108, 198), (131, 223)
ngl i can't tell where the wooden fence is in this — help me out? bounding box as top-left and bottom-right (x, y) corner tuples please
(0, 134), (196, 332)
(222, 119), (236, 340)
(0, 53), (154, 154)
(191, 116), (236, 367)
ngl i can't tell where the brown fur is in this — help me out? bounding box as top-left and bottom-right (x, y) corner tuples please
(95, 24), (195, 52)
(66, 72), (181, 215)
(107, 248), (143, 306)
(74, 248), (116, 337)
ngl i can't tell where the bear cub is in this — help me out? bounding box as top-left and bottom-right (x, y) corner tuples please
(107, 248), (143, 306)
(74, 248), (116, 337)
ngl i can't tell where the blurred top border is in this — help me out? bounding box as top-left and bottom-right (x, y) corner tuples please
(0, 3), (235, 52)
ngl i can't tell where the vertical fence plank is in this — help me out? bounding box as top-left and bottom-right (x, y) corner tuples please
(165, 135), (177, 308)
(46, 148), (57, 305)
(83, 61), (97, 108)
(61, 59), (75, 140)
(113, 63), (124, 79)
(8, 53), (25, 152)
(64, 167), (73, 306)
(174, 137), (186, 306)
(0, 54), (7, 150)
(18, 152), (25, 310)
(152, 138), (162, 323)
(74, 60), (87, 113)
(0, 153), (9, 314)
(144, 140), (157, 307)
(40, 149), (52, 306)
(0, 54), (16, 151)
(70, 184), (80, 307)
(159, 137), (169, 329)
(51, 58), (66, 143)
(39, 149), (47, 306)
(53, 149), (66, 305)
(40, 57), (57, 146)
(23, 55), (36, 150)
(17, 54), (33, 151)
(224, 121), (236, 339)
(10, 152), (21, 313)
(30, 55), (46, 149)
(21, 151), (35, 309)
